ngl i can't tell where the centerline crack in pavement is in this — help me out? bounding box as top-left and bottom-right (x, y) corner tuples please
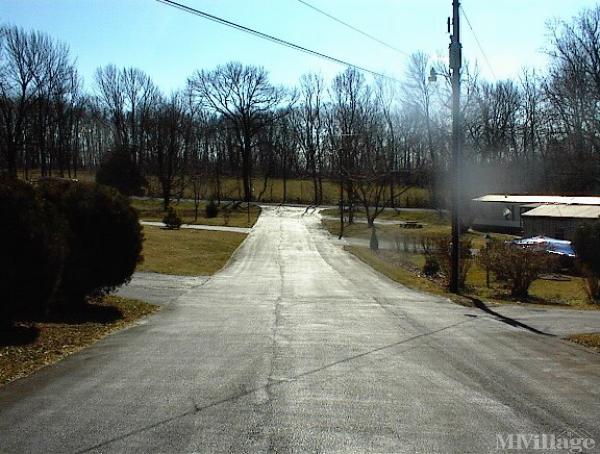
(1, 206), (600, 453)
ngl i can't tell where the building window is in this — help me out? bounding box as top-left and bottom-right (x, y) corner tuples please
(502, 205), (515, 221)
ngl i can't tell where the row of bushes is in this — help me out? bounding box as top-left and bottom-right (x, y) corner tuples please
(0, 177), (143, 323)
(477, 241), (557, 298)
(477, 225), (600, 300)
(406, 227), (600, 301)
(413, 234), (558, 298)
(161, 200), (222, 229)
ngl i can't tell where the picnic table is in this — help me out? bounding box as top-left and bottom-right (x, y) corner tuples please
(400, 221), (423, 229)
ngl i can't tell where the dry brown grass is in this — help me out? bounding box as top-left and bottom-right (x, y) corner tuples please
(566, 333), (600, 352)
(139, 225), (246, 276)
(323, 214), (598, 310)
(0, 296), (159, 386)
(131, 199), (261, 228)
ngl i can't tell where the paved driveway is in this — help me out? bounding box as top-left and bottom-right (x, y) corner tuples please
(1, 206), (599, 453)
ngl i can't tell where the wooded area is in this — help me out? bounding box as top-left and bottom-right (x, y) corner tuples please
(2, 5), (600, 209)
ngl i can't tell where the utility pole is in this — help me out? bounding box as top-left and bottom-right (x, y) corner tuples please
(449, 0), (462, 293)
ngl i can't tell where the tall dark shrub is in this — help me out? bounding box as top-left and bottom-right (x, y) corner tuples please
(162, 206), (182, 229)
(95, 148), (147, 196)
(39, 180), (144, 304)
(0, 177), (66, 322)
(205, 199), (219, 218)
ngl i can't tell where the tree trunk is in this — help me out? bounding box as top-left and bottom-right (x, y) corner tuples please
(241, 133), (252, 203)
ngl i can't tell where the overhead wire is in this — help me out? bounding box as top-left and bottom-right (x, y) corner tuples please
(155, 0), (402, 83)
(295, 0), (409, 57)
(460, 5), (497, 80)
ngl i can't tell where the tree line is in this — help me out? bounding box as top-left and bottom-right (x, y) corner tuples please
(2, 5), (600, 212)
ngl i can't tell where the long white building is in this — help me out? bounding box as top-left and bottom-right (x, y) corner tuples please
(471, 194), (600, 234)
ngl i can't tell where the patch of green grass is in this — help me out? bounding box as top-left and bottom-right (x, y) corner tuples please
(139, 225), (246, 276)
(131, 199), (260, 228)
(0, 295), (158, 386)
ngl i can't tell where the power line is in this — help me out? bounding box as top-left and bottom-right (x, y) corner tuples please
(460, 5), (497, 80)
(295, 0), (409, 57)
(155, 0), (402, 83)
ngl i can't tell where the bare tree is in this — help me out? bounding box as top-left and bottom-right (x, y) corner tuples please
(329, 67), (370, 223)
(147, 91), (186, 209)
(543, 6), (600, 190)
(0, 27), (46, 175)
(95, 65), (158, 168)
(188, 62), (286, 203)
(292, 73), (325, 204)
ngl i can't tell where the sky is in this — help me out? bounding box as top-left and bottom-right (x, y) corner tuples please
(2, 0), (599, 93)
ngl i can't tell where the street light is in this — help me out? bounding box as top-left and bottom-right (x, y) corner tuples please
(429, 0), (462, 293)
(428, 67), (444, 82)
(448, 0), (462, 294)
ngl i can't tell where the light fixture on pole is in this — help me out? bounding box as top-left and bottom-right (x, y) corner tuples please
(430, 1), (462, 293)
(448, 0), (462, 294)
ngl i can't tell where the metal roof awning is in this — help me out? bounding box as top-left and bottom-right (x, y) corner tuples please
(522, 204), (600, 219)
(472, 194), (600, 205)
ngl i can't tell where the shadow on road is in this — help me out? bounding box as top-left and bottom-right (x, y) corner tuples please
(74, 319), (471, 453)
(467, 297), (554, 337)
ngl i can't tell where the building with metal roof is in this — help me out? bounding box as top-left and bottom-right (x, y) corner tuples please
(522, 204), (600, 219)
(473, 195), (600, 205)
(522, 204), (600, 240)
(470, 194), (600, 234)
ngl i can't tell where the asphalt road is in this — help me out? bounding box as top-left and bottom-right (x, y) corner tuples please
(1, 206), (600, 453)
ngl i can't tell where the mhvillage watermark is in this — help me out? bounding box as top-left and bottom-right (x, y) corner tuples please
(496, 428), (596, 453)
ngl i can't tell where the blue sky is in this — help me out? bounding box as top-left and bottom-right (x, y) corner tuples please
(2, 0), (599, 92)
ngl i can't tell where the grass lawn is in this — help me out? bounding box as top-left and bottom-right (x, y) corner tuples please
(139, 225), (246, 276)
(347, 244), (598, 309)
(347, 246), (448, 298)
(145, 177), (431, 206)
(146, 176), (342, 205)
(321, 207), (455, 247)
(0, 296), (158, 386)
(322, 209), (599, 310)
(18, 168), (96, 183)
(321, 206), (447, 225)
(19, 169), (432, 207)
(131, 198), (261, 228)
